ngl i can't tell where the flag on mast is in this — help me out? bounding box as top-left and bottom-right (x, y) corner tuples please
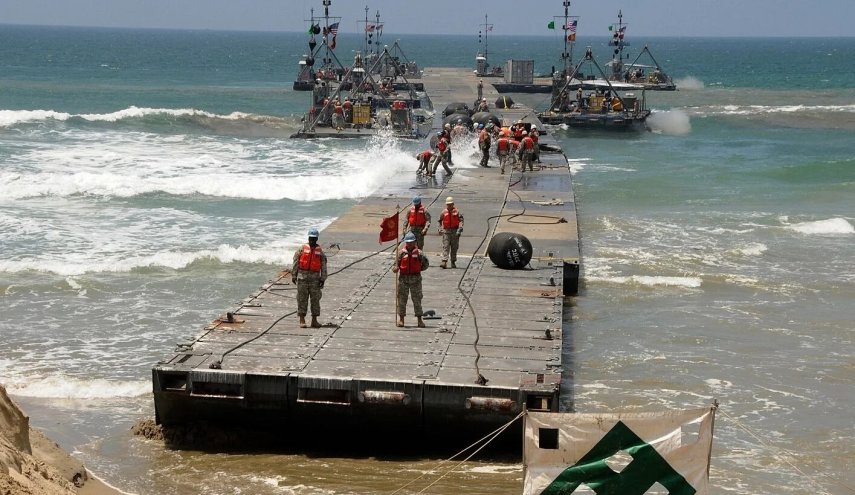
(523, 406), (716, 495)
(548, 20), (556, 30)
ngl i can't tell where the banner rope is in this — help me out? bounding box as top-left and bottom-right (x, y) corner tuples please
(390, 410), (526, 495)
(719, 408), (853, 495)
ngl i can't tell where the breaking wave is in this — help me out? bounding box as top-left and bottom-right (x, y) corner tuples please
(0, 106), (295, 129)
(0, 243), (302, 276)
(6, 375), (150, 399)
(784, 217), (854, 235)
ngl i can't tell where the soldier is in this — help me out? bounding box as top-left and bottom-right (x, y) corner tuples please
(478, 123), (491, 167)
(403, 195), (431, 249)
(496, 133), (511, 174)
(291, 228), (328, 328)
(430, 132), (453, 177)
(530, 124), (541, 164)
(518, 131), (535, 172)
(438, 197), (463, 269)
(392, 232), (429, 328)
(415, 150), (433, 175)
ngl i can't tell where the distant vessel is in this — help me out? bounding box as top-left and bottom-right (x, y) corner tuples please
(605, 10), (676, 91)
(475, 14), (503, 78)
(293, 1), (345, 91)
(539, 47), (651, 130)
(492, 1), (581, 95)
(291, 45), (433, 139)
(360, 8), (424, 91)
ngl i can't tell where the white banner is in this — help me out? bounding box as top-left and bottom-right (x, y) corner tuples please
(523, 407), (715, 495)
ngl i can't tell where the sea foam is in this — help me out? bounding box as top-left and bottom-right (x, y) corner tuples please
(0, 243), (302, 276)
(785, 217), (853, 235)
(647, 109), (691, 135)
(7, 375), (150, 399)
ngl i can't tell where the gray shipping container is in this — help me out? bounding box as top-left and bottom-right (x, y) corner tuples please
(505, 59), (534, 84)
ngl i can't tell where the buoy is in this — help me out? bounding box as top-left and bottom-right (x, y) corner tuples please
(487, 232), (532, 269)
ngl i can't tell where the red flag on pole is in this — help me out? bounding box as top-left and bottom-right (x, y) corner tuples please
(379, 212), (399, 243)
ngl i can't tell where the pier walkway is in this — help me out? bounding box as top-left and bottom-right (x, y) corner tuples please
(152, 67), (580, 449)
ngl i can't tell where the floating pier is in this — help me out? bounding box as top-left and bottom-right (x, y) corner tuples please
(152, 67), (580, 450)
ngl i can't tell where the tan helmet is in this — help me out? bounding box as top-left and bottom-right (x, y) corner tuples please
(445, 196), (454, 204)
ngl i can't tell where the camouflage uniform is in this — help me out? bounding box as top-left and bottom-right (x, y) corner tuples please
(439, 207), (464, 267)
(403, 207), (431, 250)
(292, 244), (328, 317)
(396, 247), (429, 318)
(519, 137), (535, 172)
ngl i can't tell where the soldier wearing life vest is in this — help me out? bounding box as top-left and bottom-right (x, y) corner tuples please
(332, 99), (344, 130)
(496, 134), (511, 174)
(392, 232), (430, 328)
(530, 124), (541, 164)
(518, 132), (536, 172)
(403, 195), (431, 249)
(291, 228), (328, 328)
(478, 123), (492, 168)
(342, 97), (353, 123)
(437, 196), (464, 269)
(415, 150), (433, 175)
(430, 132), (453, 177)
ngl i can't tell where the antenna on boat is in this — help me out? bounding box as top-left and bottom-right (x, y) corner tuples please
(555, 0), (577, 78)
(480, 14), (491, 65)
(374, 10), (383, 57)
(363, 5), (369, 56)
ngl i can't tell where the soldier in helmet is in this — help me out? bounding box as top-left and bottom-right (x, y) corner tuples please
(392, 232), (430, 328)
(438, 196), (464, 269)
(292, 228), (327, 328)
(403, 195), (431, 249)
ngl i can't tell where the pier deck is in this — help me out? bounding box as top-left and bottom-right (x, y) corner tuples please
(152, 67), (580, 449)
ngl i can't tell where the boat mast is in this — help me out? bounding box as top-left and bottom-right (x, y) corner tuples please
(363, 5), (369, 56)
(482, 14), (490, 64)
(322, 0), (331, 68)
(374, 10), (382, 56)
(559, 0), (575, 77)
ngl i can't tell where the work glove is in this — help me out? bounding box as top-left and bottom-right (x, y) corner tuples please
(319, 280), (325, 289)
(456, 227), (463, 236)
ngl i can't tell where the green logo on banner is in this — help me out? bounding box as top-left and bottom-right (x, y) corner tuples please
(541, 421), (696, 495)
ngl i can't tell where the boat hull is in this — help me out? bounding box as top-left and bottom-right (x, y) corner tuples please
(539, 110), (650, 130)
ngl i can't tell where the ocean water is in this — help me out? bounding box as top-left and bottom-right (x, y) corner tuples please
(2, 25), (854, 494)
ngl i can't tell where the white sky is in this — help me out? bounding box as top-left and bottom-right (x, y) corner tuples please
(1, 0), (853, 37)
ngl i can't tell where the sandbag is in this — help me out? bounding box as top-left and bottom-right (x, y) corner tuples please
(487, 232), (532, 269)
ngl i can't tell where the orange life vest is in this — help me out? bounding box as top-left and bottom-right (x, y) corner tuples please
(530, 130), (539, 143)
(419, 150), (433, 161)
(441, 208), (460, 229)
(497, 137), (510, 152)
(298, 244), (323, 272)
(408, 205), (427, 226)
(399, 248), (423, 275)
(342, 100), (353, 110)
(521, 136), (535, 150)
(437, 138), (448, 153)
